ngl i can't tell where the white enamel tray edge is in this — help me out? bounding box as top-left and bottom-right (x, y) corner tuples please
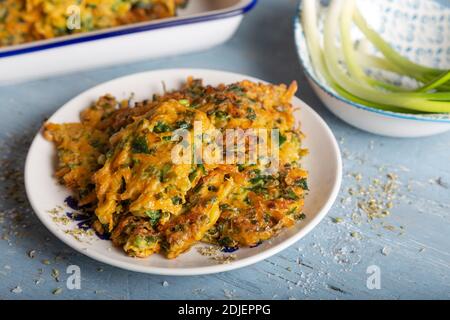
(0, 0), (258, 84)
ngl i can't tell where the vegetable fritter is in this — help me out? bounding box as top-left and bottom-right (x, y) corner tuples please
(163, 168), (234, 259)
(44, 77), (308, 259)
(43, 122), (108, 206)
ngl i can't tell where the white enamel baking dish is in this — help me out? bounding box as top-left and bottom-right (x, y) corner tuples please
(0, 0), (257, 84)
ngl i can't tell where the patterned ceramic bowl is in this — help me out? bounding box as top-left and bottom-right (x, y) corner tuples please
(294, 0), (450, 137)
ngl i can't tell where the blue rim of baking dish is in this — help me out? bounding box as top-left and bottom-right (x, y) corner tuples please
(293, 1), (450, 124)
(0, 0), (258, 59)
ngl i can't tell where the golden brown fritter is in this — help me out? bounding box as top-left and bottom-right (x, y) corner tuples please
(43, 122), (108, 205)
(44, 78), (308, 259)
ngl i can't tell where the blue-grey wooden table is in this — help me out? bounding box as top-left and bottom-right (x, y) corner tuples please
(1, 0), (449, 300)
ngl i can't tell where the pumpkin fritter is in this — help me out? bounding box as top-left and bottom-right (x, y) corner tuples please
(44, 78), (308, 259)
(43, 122), (108, 206)
(93, 100), (218, 231)
(162, 168), (235, 258)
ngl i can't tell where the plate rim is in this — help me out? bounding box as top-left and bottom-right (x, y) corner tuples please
(24, 68), (342, 275)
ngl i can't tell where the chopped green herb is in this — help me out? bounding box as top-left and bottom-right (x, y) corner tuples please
(192, 181), (203, 194)
(132, 136), (152, 154)
(145, 210), (162, 226)
(214, 110), (229, 121)
(227, 84), (245, 95)
(189, 164), (206, 183)
(171, 196), (182, 205)
(246, 107), (257, 121)
(218, 236), (234, 247)
(153, 121), (172, 133)
(213, 97), (227, 104)
(296, 213), (306, 220)
(189, 169), (198, 182)
(278, 134), (287, 146)
(247, 170), (275, 194)
(89, 139), (104, 149)
(146, 236), (158, 243)
(190, 102), (200, 109)
(178, 99), (190, 106)
(219, 203), (232, 211)
(283, 188), (299, 200)
(134, 236), (147, 249)
(294, 178), (309, 190)
(198, 164), (206, 174)
(134, 235), (158, 249)
(160, 163), (171, 183)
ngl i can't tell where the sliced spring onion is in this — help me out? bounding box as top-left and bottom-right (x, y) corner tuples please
(301, 0), (450, 114)
(339, 0), (407, 92)
(303, 0), (402, 112)
(301, 0), (334, 86)
(353, 8), (445, 80)
(417, 71), (450, 93)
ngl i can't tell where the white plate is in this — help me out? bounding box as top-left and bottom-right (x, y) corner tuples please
(25, 69), (342, 275)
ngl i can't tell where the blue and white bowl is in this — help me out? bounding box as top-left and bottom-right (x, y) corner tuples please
(294, 0), (450, 137)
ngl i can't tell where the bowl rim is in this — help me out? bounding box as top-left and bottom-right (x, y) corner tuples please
(293, 1), (450, 124)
